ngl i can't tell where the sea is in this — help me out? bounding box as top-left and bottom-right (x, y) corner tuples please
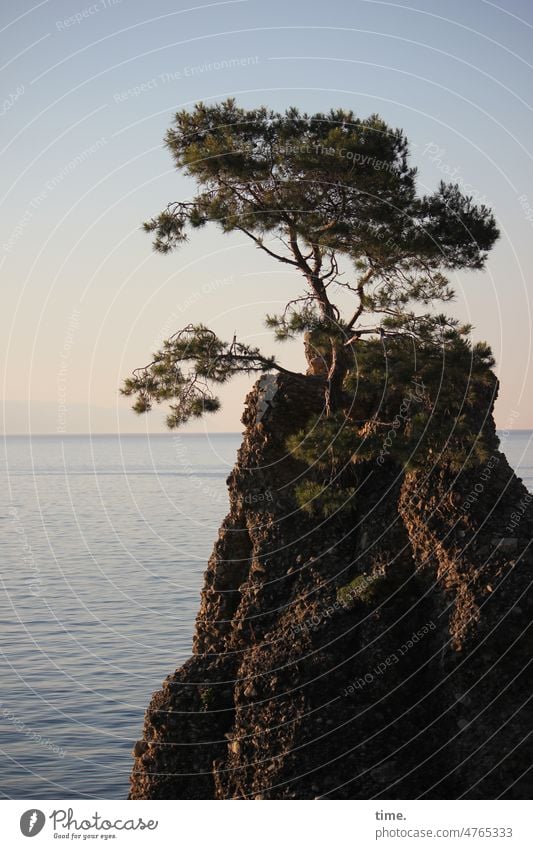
(1, 431), (532, 799)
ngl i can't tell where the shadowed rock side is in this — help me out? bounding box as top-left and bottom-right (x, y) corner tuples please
(129, 374), (533, 800)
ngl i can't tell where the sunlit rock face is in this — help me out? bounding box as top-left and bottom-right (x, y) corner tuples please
(129, 373), (533, 800)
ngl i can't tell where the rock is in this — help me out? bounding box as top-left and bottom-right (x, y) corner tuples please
(132, 740), (148, 758)
(129, 373), (533, 801)
(256, 374), (279, 423)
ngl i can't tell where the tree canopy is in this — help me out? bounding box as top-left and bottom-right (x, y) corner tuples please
(122, 99), (499, 426)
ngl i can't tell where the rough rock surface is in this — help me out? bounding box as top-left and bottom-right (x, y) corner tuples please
(129, 373), (533, 799)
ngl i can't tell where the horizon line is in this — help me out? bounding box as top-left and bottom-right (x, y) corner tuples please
(2, 429), (533, 437)
(0, 431), (244, 437)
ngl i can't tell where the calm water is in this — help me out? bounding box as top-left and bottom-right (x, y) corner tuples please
(0, 433), (240, 799)
(0, 431), (532, 799)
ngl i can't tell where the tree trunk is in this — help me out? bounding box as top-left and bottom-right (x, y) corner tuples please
(325, 340), (349, 417)
(303, 331), (328, 376)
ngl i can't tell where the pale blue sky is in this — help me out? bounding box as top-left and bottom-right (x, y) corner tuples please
(1, 0), (532, 433)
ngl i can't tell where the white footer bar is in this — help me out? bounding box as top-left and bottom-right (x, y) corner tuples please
(3, 799), (531, 848)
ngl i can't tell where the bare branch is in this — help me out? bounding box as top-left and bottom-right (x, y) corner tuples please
(235, 226), (300, 267)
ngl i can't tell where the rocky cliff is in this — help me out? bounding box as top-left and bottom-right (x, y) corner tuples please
(129, 373), (533, 799)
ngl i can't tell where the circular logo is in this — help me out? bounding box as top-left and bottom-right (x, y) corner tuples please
(20, 810), (46, 837)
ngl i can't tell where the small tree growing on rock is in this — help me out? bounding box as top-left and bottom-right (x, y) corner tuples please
(122, 99), (498, 425)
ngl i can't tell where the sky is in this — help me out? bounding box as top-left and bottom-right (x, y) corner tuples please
(1, 0), (532, 433)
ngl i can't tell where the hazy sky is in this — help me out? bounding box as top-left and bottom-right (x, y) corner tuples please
(2, 0), (532, 433)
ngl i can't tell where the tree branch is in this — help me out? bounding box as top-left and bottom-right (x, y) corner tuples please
(235, 226), (301, 267)
(346, 267), (375, 329)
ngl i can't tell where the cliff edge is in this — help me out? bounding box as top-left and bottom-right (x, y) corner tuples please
(129, 373), (533, 799)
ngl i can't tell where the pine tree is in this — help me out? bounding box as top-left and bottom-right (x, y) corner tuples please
(122, 99), (498, 425)
(287, 334), (498, 518)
